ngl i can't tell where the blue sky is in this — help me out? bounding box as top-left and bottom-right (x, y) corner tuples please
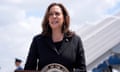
(0, 0), (120, 72)
(106, 1), (120, 14)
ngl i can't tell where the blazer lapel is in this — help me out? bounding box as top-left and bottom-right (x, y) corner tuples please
(44, 34), (72, 55)
(45, 36), (60, 55)
(59, 35), (71, 54)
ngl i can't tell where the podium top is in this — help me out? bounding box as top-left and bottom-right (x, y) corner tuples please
(15, 70), (40, 72)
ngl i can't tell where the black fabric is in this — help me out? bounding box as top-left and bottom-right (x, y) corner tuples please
(53, 40), (63, 51)
(24, 34), (87, 72)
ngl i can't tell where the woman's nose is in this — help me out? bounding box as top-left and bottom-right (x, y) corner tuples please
(53, 14), (57, 18)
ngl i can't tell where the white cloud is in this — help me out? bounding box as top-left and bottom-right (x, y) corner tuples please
(0, 16), (42, 71)
(105, 0), (120, 6)
(20, 16), (42, 32)
(0, 3), (42, 71)
(0, 0), (23, 4)
(0, 5), (25, 26)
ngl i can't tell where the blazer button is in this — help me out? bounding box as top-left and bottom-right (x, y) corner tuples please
(65, 38), (69, 42)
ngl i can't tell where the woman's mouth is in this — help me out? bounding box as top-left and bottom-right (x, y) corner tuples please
(52, 21), (58, 24)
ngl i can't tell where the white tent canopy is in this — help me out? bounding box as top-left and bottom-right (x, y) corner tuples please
(76, 12), (120, 70)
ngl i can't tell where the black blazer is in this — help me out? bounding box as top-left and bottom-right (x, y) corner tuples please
(24, 34), (86, 72)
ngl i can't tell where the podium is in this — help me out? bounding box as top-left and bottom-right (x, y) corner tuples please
(15, 70), (41, 72)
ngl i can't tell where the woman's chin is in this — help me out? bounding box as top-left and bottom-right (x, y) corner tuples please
(50, 25), (60, 29)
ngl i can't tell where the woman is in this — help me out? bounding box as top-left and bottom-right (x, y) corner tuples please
(24, 2), (86, 72)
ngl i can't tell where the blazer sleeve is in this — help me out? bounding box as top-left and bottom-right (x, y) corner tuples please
(75, 37), (87, 72)
(24, 36), (38, 70)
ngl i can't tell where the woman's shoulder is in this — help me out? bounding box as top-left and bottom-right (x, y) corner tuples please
(66, 31), (81, 38)
(65, 32), (82, 42)
(33, 33), (44, 40)
(72, 33), (81, 40)
(71, 33), (83, 45)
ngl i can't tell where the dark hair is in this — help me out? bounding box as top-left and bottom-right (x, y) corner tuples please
(15, 58), (22, 63)
(41, 2), (73, 37)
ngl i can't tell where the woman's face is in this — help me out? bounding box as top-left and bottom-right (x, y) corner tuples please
(48, 5), (64, 30)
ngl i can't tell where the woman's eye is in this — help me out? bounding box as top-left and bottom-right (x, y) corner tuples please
(49, 13), (53, 16)
(55, 12), (60, 15)
(48, 12), (61, 16)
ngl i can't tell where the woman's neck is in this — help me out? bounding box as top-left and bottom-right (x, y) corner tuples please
(52, 29), (64, 42)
